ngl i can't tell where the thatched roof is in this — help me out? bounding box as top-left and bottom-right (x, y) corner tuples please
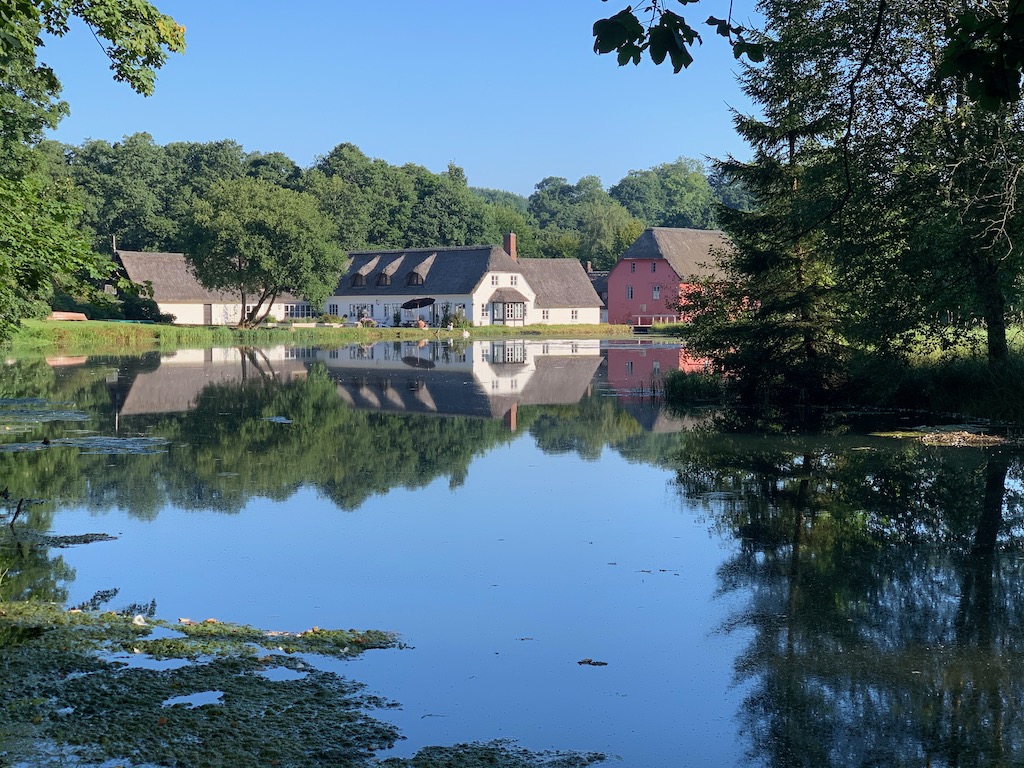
(619, 228), (730, 279)
(116, 251), (305, 303)
(116, 251), (236, 303)
(334, 245), (519, 297)
(486, 287), (528, 304)
(518, 259), (602, 308)
(335, 246), (601, 310)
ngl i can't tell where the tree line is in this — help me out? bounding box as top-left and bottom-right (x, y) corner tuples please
(43, 133), (743, 267)
(34, 134), (744, 326)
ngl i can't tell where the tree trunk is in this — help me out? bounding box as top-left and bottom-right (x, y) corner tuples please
(969, 252), (1009, 366)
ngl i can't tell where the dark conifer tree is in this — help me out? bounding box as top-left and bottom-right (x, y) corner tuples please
(681, 0), (853, 403)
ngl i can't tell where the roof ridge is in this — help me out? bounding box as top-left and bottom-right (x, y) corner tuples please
(348, 244), (499, 257)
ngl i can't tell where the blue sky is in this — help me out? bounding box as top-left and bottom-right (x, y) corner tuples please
(41, 1), (755, 196)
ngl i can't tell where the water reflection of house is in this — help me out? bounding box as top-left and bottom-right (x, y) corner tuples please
(605, 340), (711, 433)
(605, 341), (709, 393)
(314, 339), (602, 428)
(114, 347), (309, 417)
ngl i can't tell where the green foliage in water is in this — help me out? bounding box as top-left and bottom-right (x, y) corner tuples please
(0, 599), (402, 767)
(380, 740), (606, 767)
(662, 368), (727, 405)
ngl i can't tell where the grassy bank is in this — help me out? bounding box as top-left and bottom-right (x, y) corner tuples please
(7, 319), (636, 356)
(659, 327), (1024, 423)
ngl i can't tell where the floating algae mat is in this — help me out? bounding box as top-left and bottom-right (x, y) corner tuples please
(0, 600), (402, 766)
(0, 601), (605, 766)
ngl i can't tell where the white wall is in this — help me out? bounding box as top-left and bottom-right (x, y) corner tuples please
(530, 307), (601, 325)
(160, 301), (314, 325)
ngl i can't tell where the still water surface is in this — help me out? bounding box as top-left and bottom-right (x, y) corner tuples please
(4, 339), (1023, 766)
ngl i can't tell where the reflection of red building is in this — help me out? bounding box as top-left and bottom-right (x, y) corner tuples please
(605, 343), (709, 392)
(607, 227), (728, 326)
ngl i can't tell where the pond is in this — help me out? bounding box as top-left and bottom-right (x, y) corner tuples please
(1, 339), (1023, 767)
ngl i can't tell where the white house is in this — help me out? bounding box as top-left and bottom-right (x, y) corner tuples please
(325, 234), (602, 327)
(115, 250), (314, 325)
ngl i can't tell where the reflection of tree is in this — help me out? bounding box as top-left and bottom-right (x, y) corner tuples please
(524, 393), (642, 460)
(5, 357), (707, 516)
(167, 366), (519, 510)
(0, 499), (72, 604)
(673, 437), (1024, 767)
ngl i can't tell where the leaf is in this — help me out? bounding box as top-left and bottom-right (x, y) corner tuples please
(668, 38), (695, 72)
(648, 25), (671, 65)
(617, 43), (643, 66)
(706, 16), (733, 37)
(733, 41), (766, 63)
(593, 9), (644, 54)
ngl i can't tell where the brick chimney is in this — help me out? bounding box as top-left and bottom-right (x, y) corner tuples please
(503, 232), (518, 261)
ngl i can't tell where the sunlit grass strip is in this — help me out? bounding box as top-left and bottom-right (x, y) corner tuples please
(9, 320), (161, 355)
(9, 320), (636, 354)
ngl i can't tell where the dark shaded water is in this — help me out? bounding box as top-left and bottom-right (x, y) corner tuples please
(2, 339), (1023, 766)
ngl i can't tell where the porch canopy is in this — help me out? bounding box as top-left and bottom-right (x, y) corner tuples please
(487, 288), (528, 304)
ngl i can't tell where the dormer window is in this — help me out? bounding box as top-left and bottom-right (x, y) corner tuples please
(351, 274), (366, 287)
(377, 273), (391, 286)
(407, 272), (424, 285)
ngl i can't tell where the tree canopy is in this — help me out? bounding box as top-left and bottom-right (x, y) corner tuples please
(592, 0), (1024, 106)
(1, 0), (185, 96)
(185, 178), (345, 328)
(0, 0), (184, 342)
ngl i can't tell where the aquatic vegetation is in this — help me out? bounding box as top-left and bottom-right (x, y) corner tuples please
(0, 435), (169, 455)
(378, 740), (607, 767)
(0, 600), (402, 766)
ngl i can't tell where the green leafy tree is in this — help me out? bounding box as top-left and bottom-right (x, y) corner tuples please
(0, 0), (183, 342)
(404, 161), (487, 247)
(245, 150), (302, 188)
(64, 132), (176, 252)
(312, 143), (415, 249)
(1, 0), (185, 97)
(527, 175), (611, 231)
(481, 203), (541, 258)
(0, 43), (100, 337)
(301, 167), (373, 251)
(536, 227), (582, 261)
(610, 157), (718, 229)
(577, 200), (645, 271)
(592, 1), (1024, 106)
(837, 1), (1024, 367)
(0, 171), (98, 338)
(470, 186), (530, 214)
(707, 166), (755, 211)
(185, 178), (345, 328)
